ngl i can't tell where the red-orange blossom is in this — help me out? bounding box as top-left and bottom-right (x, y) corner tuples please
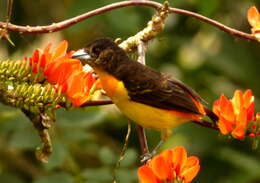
(138, 146), (200, 183)
(27, 40), (97, 107)
(213, 89), (256, 139)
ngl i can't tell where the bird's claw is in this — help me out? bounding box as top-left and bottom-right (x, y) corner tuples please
(141, 152), (156, 164)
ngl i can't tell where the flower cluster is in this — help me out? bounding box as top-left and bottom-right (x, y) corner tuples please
(247, 6), (260, 40)
(27, 41), (97, 107)
(213, 89), (260, 139)
(138, 146), (200, 183)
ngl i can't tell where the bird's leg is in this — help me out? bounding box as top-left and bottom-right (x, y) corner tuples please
(161, 128), (172, 140)
(148, 129), (171, 157)
(136, 125), (154, 163)
(140, 139), (166, 163)
(140, 153), (153, 164)
(143, 139), (166, 162)
(140, 129), (170, 163)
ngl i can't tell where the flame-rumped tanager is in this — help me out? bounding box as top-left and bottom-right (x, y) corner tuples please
(72, 38), (217, 140)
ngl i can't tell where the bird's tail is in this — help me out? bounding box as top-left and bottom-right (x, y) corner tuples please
(204, 107), (219, 123)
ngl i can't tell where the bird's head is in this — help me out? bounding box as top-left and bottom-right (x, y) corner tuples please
(72, 38), (124, 73)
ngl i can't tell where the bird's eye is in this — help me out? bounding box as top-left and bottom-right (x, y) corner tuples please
(92, 46), (101, 55)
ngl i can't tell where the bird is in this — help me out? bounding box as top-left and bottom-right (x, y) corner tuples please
(72, 37), (217, 140)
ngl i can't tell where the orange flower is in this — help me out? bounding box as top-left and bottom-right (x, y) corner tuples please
(213, 89), (255, 139)
(27, 41), (98, 107)
(138, 146), (200, 183)
(247, 6), (260, 40)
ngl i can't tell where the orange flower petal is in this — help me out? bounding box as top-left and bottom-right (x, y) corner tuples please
(181, 165), (200, 183)
(161, 149), (174, 180)
(243, 89), (253, 107)
(29, 49), (40, 73)
(181, 157), (200, 182)
(217, 116), (234, 135)
(232, 109), (247, 139)
(172, 146), (187, 175)
(219, 94), (235, 122)
(213, 89), (256, 139)
(43, 43), (52, 53)
(243, 89), (255, 121)
(185, 156), (200, 168)
(43, 59), (65, 83)
(181, 156), (200, 182)
(52, 40), (68, 59)
(25, 40), (100, 107)
(247, 6), (260, 28)
(138, 165), (159, 183)
(39, 54), (47, 69)
(44, 59), (82, 86)
(247, 102), (255, 121)
(212, 99), (220, 116)
(138, 147), (200, 183)
(66, 71), (96, 106)
(232, 90), (244, 115)
(151, 155), (170, 180)
(30, 49), (40, 64)
(161, 149), (173, 165)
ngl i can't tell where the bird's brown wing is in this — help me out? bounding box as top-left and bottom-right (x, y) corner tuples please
(120, 62), (205, 114)
(84, 38), (205, 114)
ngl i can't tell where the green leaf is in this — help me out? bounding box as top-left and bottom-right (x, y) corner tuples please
(60, 128), (93, 143)
(33, 172), (73, 183)
(219, 148), (260, 174)
(120, 149), (138, 167)
(57, 107), (106, 128)
(99, 146), (117, 165)
(82, 168), (113, 182)
(0, 173), (25, 183)
(43, 142), (68, 170)
(8, 127), (39, 149)
(198, 0), (219, 16)
(116, 168), (138, 183)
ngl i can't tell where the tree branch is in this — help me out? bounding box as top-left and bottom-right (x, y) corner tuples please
(0, 1), (256, 41)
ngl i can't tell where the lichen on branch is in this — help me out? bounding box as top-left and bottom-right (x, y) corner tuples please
(118, 1), (169, 52)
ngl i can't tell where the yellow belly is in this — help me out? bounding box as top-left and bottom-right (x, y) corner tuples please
(95, 69), (199, 130)
(113, 97), (189, 129)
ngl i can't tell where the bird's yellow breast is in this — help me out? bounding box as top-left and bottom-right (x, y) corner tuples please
(94, 69), (200, 130)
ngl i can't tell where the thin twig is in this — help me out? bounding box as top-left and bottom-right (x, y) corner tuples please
(0, 1), (256, 41)
(0, 0), (15, 45)
(113, 121), (131, 183)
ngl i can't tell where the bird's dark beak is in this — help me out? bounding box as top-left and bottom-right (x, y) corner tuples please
(71, 49), (92, 60)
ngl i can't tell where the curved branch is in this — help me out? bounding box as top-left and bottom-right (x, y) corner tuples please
(0, 1), (256, 41)
(1, 1), (161, 34)
(170, 8), (256, 41)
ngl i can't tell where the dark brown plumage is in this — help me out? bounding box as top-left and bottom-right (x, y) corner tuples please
(77, 38), (205, 115)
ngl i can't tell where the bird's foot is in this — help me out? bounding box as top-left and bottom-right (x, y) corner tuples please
(140, 152), (154, 164)
(140, 140), (165, 163)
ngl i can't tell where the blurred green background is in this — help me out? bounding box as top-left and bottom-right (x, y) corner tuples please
(0, 0), (260, 183)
